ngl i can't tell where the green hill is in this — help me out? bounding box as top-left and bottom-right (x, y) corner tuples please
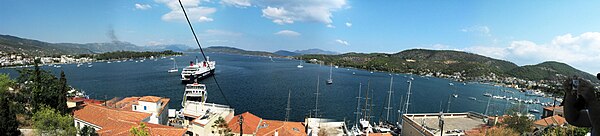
(509, 61), (599, 82)
(0, 34), (94, 55)
(194, 46), (280, 57)
(299, 49), (597, 82)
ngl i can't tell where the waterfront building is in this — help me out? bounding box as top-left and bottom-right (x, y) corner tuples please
(533, 115), (566, 129)
(542, 106), (564, 118)
(113, 96), (171, 125)
(304, 118), (347, 136)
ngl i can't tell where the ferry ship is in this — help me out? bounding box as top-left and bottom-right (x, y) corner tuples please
(180, 57), (215, 83)
(175, 82), (234, 136)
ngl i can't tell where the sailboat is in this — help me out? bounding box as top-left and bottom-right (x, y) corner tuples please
(168, 58), (178, 73)
(297, 62), (304, 68)
(326, 64), (333, 84)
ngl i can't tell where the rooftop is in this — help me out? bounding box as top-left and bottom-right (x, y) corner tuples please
(403, 112), (487, 136)
(74, 102), (186, 136)
(228, 112), (262, 134)
(139, 96), (163, 103)
(533, 115), (566, 127)
(256, 119), (306, 136)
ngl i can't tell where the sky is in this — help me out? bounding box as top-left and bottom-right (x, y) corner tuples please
(1, 0), (600, 74)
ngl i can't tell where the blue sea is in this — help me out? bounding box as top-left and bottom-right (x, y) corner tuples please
(0, 53), (554, 123)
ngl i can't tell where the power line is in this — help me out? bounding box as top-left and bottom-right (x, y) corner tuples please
(177, 0), (230, 106)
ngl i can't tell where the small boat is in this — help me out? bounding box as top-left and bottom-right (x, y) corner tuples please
(77, 64), (82, 67)
(107, 61), (112, 64)
(352, 72), (356, 75)
(168, 59), (179, 73)
(335, 66), (339, 68)
(297, 63), (303, 68)
(469, 97), (476, 100)
(326, 64), (333, 84)
(452, 94), (458, 98)
(88, 65), (93, 68)
(528, 109), (540, 113)
(87, 62), (92, 64)
(483, 93), (492, 97)
(449, 83), (454, 86)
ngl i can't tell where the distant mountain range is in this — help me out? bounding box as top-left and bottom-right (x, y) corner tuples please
(300, 49), (599, 83)
(0, 34), (191, 55)
(273, 49), (338, 56)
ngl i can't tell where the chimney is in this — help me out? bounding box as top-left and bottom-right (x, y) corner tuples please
(274, 130), (278, 136)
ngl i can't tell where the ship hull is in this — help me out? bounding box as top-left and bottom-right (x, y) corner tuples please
(181, 69), (215, 83)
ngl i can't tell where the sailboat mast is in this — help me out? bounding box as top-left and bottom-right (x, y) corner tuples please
(329, 64), (333, 80)
(364, 80), (370, 119)
(355, 83), (362, 126)
(404, 80), (413, 114)
(314, 75), (320, 117)
(286, 89), (291, 122)
(385, 76), (394, 121)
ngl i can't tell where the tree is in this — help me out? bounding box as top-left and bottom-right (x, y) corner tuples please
(57, 71), (68, 114)
(543, 125), (590, 136)
(130, 123), (150, 136)
(211, 117), (233, 136)
(502, 105), (534, 134)
(79, 125), (98, 136)
(32, 105), (76, 136)
(0, 91), (21, 136)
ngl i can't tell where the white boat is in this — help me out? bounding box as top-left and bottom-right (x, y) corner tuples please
(297, 62), (303, 68)
(326, 64), (333, 84)
(528, 109), (540, 113)
(181, 83), (207, 107)
(469, 97), (477, 100)
(180, 57), (215, 83)
(483, 93), (492, 97)
(107, 61), (112, 64)
(87, 65), (93, 68)
(77, 64), (82, 67)
(452, 94), (458, 98)
(168, 59), (178, 73)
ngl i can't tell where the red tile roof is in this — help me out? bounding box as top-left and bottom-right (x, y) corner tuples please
(534, 115), (566, 127)
(228, 112), (262, 134)
(74, 104), (185, 136)
(139, 96), (162, 103)
(256, 120), (306, 136)
(543, 106), (563, 111)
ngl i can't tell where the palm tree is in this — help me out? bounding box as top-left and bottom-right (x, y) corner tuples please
(211, 117), (233, 136)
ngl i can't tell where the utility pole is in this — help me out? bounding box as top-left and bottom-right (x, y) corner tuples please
(238, 115), (243, 136)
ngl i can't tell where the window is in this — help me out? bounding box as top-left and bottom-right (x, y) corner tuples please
(133, 105), (137, 110)
(144, 106), (147, 110)
(77, 122), (80, 128)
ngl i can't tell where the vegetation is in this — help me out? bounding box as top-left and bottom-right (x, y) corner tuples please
(198, 46), (281, 57)
(473, 127), (519, 136)
(95, 50), (182, 60)
(211, 117), (233, 136)
(79, 125), (98, 136)
(0, 34), (93, 55)
(32, 105), (77, 136)
(130, 123), (150, 136)
(0, 86), (21, 136)
(542, 125), (589, 136)
(502, 105), (534, 135)
(298, 49), (599, 82)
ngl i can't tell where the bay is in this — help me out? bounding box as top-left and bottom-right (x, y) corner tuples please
(0, 52), (554, 123)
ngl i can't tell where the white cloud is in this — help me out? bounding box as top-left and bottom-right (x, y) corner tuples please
(461, 25), (491, 36)
(274, 30), (301, 37)
(466, 32), (600, 74)
(259, 0), (348, 25)
(326, 24), (335, 28)
(335, 39), (349, 45)
(156, 0), (216, 23)
(135, 3), (152, 10)
(345, 22), (352, 27)
(221, 0), (251, 7)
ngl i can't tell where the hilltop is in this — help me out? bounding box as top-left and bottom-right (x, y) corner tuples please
(0, 34), (186, 55)
(194, 46), (280, 57)
(299, 49), (598, 83)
